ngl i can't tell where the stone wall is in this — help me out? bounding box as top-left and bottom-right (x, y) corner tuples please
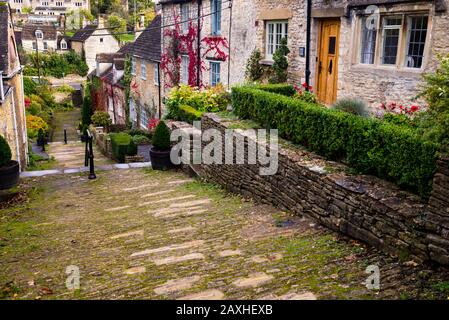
(171, 113), (449, 266)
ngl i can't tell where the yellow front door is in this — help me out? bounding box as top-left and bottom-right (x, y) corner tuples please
(316, 19), (341, 105)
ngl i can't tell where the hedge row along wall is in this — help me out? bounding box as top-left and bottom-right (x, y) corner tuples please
(232, 86), (439, 198)
(170, 114), (449, 266)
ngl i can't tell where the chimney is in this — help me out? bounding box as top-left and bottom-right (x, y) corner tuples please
(98, 15), (105, 28)
(134, 13), (145, 40)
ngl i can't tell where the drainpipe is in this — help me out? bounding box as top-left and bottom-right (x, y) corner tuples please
(20, 68), (29, 165)
(227, 0), (233, 89)
(196, 0), (202, 87)
(11, 89), (22, 171)
(305, 0), (312, 91)
(0, 74), (4, 101)
(157, 62), (162, 119)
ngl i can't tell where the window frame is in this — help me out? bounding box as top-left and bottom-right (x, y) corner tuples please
(131, 57), (136, 75)
(61, 41), (67, 50)
(35, 30), (43, 39)
(141, 63), (147, 80)
(210, 61), (221, 87)
(211, 0), (222, 35)
(181, 55), (189, 84)
(355, 12), (430, 71)
(181, 3), (190, 34)
(265, 20), (288, 61)
(154, 64), (160, 86)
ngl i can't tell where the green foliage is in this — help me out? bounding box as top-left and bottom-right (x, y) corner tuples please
(132, 134), (151, 145)
(110, 133), (138, 163)
(91, 111), (112, 129)
(26, 115), (49, 139)
(56, 84), (75, 94)
(383, 113), (417, 128)
(248, 83), (296, 97)
(293, 90), (318, 104)
(27, 101), (42, 116)
(245, 49), (264, 82)
(152, 121), (171, 151)
(108, 14), (127, 41)
(82, 84), (92, 126)
(166, 84), (230, 122)
(232, 86), (439, 197)
(332, 98), (369, 117)
(123, 56), (132, 128)
(418, 54), (449, 154)
(25, 50), (88, 78)
(23, 77), (38, 96)
(269, 37), (290, 84)
(0, 135), (12, 167)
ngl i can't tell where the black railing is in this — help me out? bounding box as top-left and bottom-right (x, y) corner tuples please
(85, 130), (96, 180)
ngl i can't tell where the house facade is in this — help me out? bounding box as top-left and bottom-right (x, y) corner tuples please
(21, 24), (69, 53)
(248, 0), (449, 107)
(0, 2), (28, 170)
(70, 23), (120, 74)
(8, 0), (90, 15)
(159, 0), (256, 91)
(128, 15), (162, 129)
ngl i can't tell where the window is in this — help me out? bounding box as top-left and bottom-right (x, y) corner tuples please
(154, 64), (160, 85)
(360, 16), (377, 64)
(75, 2), (82, 6)
(100, 38), (103, 43)
(141, 63), (147, 80)
(211, 0), (222, 35)
(41, 1), (49, 5)
(35, 30), (43, 39)
(32, 42), (37, 50)
(43, 42), (48, 50)
(405, 16), (428, 68)
(265, 21), (288, 60)
(131, 57), (136, 75)
(140, 108), (149, 129)
(61, 41), (67, 50)
(56, 1), (62, 5)
(210, 61), (220, 86)
(181, 3), (190, 33)
(181, 55), (189, 84)
(357, 14), (429, 69)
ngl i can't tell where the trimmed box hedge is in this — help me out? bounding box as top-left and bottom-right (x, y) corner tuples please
(169, 103), (204, 124)
(109, 133), (138, 163)
(249, 83), (296, 97)
(232, 86), (439, 197)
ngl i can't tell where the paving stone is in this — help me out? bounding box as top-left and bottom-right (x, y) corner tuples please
(232, 272), (274, 288)
(219, 250), (242, 257)
(167, 226), (196, 234)
(153, 253), (205, 265)
(157, 209), (208, 219)
(110, 230), (144, 240)
(142, 189), (176, 198)
(277, 292), (317, 300)
(123, 183), (156, 192)
(128, 162), (151, 168)
(150, 195), (197, 205)
(130, 240), (205, 258)
(124, 266), (146, 275)
(168, 179), (194, 185)
(114, 164), (130, 170)
(21, 169), (62, 178)
(152, 206), (204, 216)
(170, 199), (211, 208)
(154, 276), (201, 295)
(178, 289), (225, 300)
(104, 206), (131, 212)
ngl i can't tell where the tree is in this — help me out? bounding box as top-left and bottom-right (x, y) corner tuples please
(269, 37), (290, 84)
(107, 13), (127, 40)
(245, 49), (264, 82)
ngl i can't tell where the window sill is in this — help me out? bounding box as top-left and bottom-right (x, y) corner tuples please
(350, 63), (424, 77)
(259, 59), (274, 66)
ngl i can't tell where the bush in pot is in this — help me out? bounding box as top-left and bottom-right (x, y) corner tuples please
(150, 121), (172, 170)
(0, 135), (20, 190)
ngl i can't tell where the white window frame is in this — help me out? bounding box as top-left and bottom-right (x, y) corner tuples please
(140, 107), (149, 129)
(35, 30), (43, 39)
(181, 3), (190, 33)
(181, 55), (189, 84)
(404, 15), (429, 69)
(380, 16), (402, 66)
(154, 64), (160, 86)
(43, 41), (48, 50)
(141, 63), (147, 80)
(210, 61), (220, 87)
(61, 40), (67, 50)
(211, 0), (222, 35)
(265, 20), (288, 61)
(131, 57), (136, 75)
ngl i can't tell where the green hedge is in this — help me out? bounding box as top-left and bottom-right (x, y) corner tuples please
(110, 133), (137, 163)
(168, 103), (204, 124)
(249, 83), (296, 97)
(232, 86), (439, 198)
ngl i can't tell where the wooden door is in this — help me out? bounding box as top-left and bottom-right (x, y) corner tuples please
(316, 20), (341, 105)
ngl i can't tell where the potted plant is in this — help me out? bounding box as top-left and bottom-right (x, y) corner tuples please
(149, 121), (172, 170)
(0, 135), (20, 190)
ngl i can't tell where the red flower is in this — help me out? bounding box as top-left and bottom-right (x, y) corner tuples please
(379, 103), (386, 110)
(302, 82), (308, 88)
(148, 119), (160, 131)
(410, 105), (419, 112)
(24, 97), (31, 107)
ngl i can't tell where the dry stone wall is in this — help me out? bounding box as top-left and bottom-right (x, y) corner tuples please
(170, 113), (449, 266)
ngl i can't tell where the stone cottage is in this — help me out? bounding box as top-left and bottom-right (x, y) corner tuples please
(0, 2), (28, 170)
(70, 23), (120, 74)
(128, 15), (163, 129)
(249, 0), (449, 107)
(159, 0), (256, 90)
(21, 24), (70, 53)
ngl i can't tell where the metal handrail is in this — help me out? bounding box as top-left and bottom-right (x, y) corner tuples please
(84, 129), (96, 180)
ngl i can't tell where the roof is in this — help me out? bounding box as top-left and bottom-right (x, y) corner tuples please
(0, 3), (11, 73)
(57, 35), (70, 50)
(22, 24), (59, 40)
(118, 42), (134, 55)
(34, 6), (67, 11)
(132, 15), (161, 62)
(101, 66), (124, 88)
(96, 53), (118, 63)
(70, 24), (97, 42)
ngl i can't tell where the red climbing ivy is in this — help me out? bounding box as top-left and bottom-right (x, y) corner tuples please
(161, 4), (229, 89)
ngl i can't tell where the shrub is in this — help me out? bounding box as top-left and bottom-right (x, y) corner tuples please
(269, 37), (290, 84)
(91, 111), (112, 129)
(110, 132), (137, 163)
(132, 134), (151, 145)
(82, 86), (92, 126)
(293, 84), (319, 104)
(332, 97), (369, 117)
(108, 124), (128, 133)
(27, 101), (43, 116)
(178, 105), (204, 123)
(249, 83), (296, 97)
(26, 114), (49, 139)
(23, 77), (38, 96)
(0, 135), (12, 167)
(245, 49), (264, 82)
(152, 121), (171, 151)
(232, 86), (439, 197)
(127, 128), (152, 139)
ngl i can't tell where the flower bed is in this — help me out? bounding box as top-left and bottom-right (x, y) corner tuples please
(232, 86), (440, 198)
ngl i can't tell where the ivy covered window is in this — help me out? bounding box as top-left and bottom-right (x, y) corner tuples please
(211, 0), (222, 35)
(181, 3), (190, 33)
(181, 55), (189, 84)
